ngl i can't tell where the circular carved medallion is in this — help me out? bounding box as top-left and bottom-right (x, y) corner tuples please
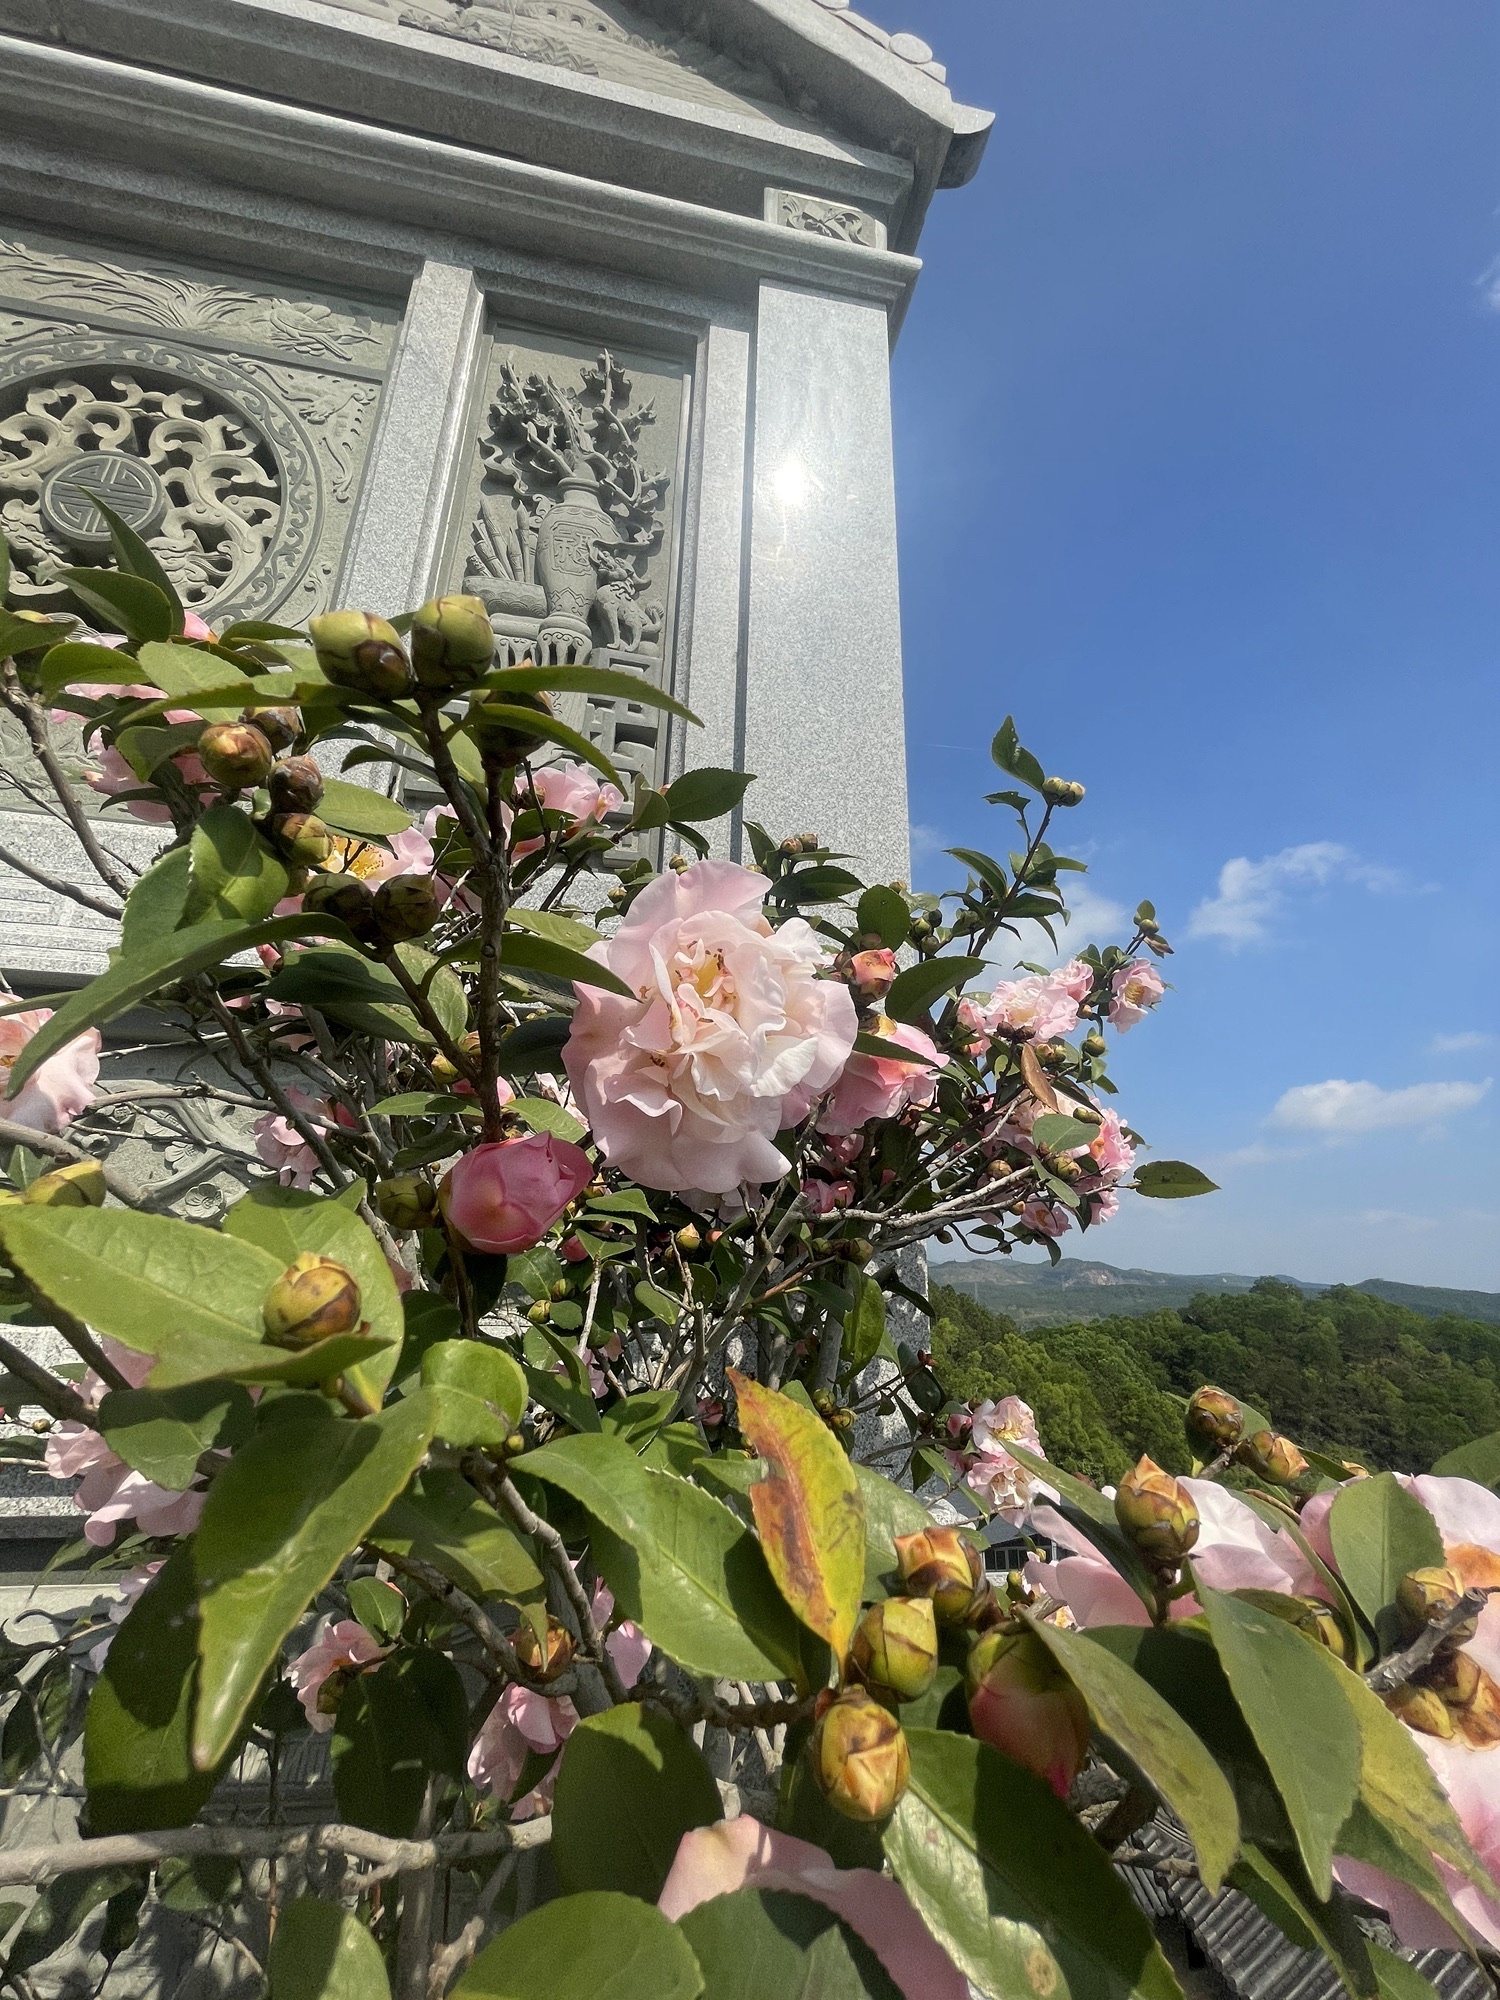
(40, 451), (169, 549)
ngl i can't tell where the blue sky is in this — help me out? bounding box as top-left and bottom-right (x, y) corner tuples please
(889, 1), (1500, 1289)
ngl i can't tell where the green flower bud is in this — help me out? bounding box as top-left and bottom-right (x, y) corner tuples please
(374, 1174), (437, 1232)
(1186, 1385), (1244, 1453)
(268, 755), (324, 815)
(373, 874), (442, 944)
(301, 872), (379, 939)
(1235, 1430), (1309, 1487)
(1397, 1565), (1475, 1643)
(674, 1223), (702, 1255)
(465, 688), (553, 767)
(22, 1160), (106, 1208)
(849, 1597), (939, 1703)
(1081, 1030), (1107, 1058)
(1041, 777), (1086, 806)
(811, 1690), (910, 1822)
(263, 1252), (364, 1348)
(410, 594), (495, 691)
(243, 705), (300, 754)
(199, 722), (274, 791)
(308, 610), (412, 698)
(1115, 1456), (1200, 1569)
(270, 813), (335, 870)
(893, 1526), (987, 1627)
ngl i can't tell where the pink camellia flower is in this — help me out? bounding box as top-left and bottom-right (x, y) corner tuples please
(440, 1133), (593, 1255)
(961, 1397), (1053, 1523)
(659, 1818), (967, 2000)
(45, 1342), (212, 1547)
(510, 761), (624, 862)
(0, 1009), (101, 1133)
(824, 1133), (864, 1168)
(253, 1089), (357, 1190)
(80, 702), (207, 824)
(959, 959), (1093, 1049)
(1109, 960), (1165, 1032)
(562, 860), (857, 1194)
(818, 1021), (939, 1138)
(287, 1619), (387, 1732)
(801, 1177), (853, 1216)
(181, 613), (214, 642)
(1073, 1108), (1135, 1180)
(1017, 1195), (1072, 1239)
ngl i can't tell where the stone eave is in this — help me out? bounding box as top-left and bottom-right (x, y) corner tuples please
(0, 0), (991, 253)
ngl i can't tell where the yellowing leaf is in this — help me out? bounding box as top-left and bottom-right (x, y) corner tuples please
(728, 1370), (865, 1666)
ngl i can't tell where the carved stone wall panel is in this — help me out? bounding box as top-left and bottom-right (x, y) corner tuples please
(448, 324), (689, 795)
(766, 187), (886, 249)
(0, 226), (396, 642)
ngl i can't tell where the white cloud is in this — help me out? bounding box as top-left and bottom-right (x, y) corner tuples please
(1430, 1031), (1495, 1055)
(1188, 842), (1397, 948)
(1271, 1077), (1492, 1134)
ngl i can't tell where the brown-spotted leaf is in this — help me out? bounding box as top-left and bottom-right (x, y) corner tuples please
(728, 1370), (865, 1666)
(1019, 1042), (1058, 1112)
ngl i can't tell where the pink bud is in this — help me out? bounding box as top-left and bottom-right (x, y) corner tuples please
(966, 1629), (1090, 1799)
(182, 612), (214, 642)
(439, 1134), (593, 1255)
(850, 948), (897, 1001)
(560, 1234), (590, 1264)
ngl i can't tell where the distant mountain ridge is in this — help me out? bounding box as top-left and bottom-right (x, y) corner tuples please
(934, 1257), (1500, 1329)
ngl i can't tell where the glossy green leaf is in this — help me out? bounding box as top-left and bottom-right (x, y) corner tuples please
(855, 884), (910, 950)
(370, 1467), (545, 1616)
(500, 928), (632, 996)
(266, 945), (429, 1042)
(267, 1896), (392, 2000)
(97, 1381), (254, 1491)
(484, 662), (700, 724)
(524, 1359), (603, 1434)
(347, 1576), (406, 1641)
(184, 803), (290, 924)
(1430, 1430), (1500, 1485)
(602, 1389), (678, 1448)
(331, 1648), (468, 1837)
(843, 1277), (887, 1376)
(59, 568), (174, 643)
(518, 1433), (805, 1681)
(0, 911), (346, 1100)
(1369, 1944), (1442, 2000)
(777, 866), (864, 904)
(1328, 1473), (1444, 1633)
(34, 640), (160, 700)
(464, 701), (623, 791)
(508, 1095), (587, 1142)
(1030, 1112), (1093, 1154)
(1133, 1161), (1220, 1199)
(991, 717), (1045, 792)
(853, 1462), (932, 1602)
(1028, 1617), (1240, 1889)
(677, 1889), (900, 2000)
(884, 956), (987, 1024)
(318, 775), (414, 837)
(87, 497), (184, 623)
(421, 1339), (527, 1446)
(192, 1392), (441, 1768)
(552, 1705), (721, 1899)
(1198, 1585), (1362, 1896)
(886, 1730), (1183, 2000)
(452, 1891), (702, 2000)
(119, 844), (192, 953)
(132, 639), (254, 695)
(664, 767), (754, 822)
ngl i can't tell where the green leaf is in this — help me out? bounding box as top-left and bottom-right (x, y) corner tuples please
(552, 1706), (721, 1899)
(318, 776), (414, 837)
(370, 1467), (545, 1616)
(97, 1381), (254, 1491)
(1328, 1472), (1444, 1641)
(0, 912), (347, 1101)
(1430, 1430), (1500, 1485)
(59, 567), (174, 643)
(884, 956), (987, 1024)
(267, 1896), (392, 2000)
(452, 1892), (703, 2000)
(853, 1463), (931, 1602)
(855, 885), (910, 950)
(1198, 1584), (1362, 1896)
(347, 1577), (406, 1641)
(664, 767), (754, 822)
(505, 907), (603, 951)
(33, 640), (159, 700)
(1133, 1161), (1220, 1199)
(886, 1729), (1184, 2000)
(192, 1393), (441, 1768)
(851, 1030), (940, 1067)
(1004, 1438), (1113, 1524)
(119, 844), (193, 954)
(484, 662), (700, 726)
(421, 1338), (528, 1442)
(184, 803), (290, 924)
(843, 1277), (887, 1376)
(777, 866), (865, 905)
(266, 945), (429, 1042)
(602, 1389), (679, 1448)
(132, 639), (254, 696)
(508, 1095), (588, 1143)
(990, 717), (1045, 792)
(731, 1371), (866, 1665)
(1030, 1112), (1092, 1154)
(1028, 1618), (1240, 1889)
(517, 1433), (805, 1681)
(1229, 1844), (1377, 1996)
(677, 1889), (901, 1999)
(1369, 1944), (1442, 2000)
(331, 1648), (467, 1837)
(87, 497), (184, 625)
(946, 846), (1010, 900)
(464, 702), (623, 791)
(4, 1867), (144, 1977)
(502, 929), (632, 997)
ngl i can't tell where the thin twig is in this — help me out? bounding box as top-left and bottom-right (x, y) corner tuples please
(0, 1334), (91, 1423)
(0, 841), (122, 921)
(1365, 1589), (1491, 1693)
(427, 1854), (515, 1999)
(0, 667), (134, 899)
(491, 1471), (630, 1703)
(0, 1118), (157, 1210)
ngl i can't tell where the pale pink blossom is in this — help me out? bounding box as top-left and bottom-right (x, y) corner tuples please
(659, 1818), (967, 2000)
(287, 1619), (387, 1732)
(252, 1089), (356, 1189)
(1072, 1108), (1135, 1180)
(0, 1009), (100, 1132)
(86, 1562), (164, 1672)
(959, 960), (1093, 1048)
(1017, 1195), (1072, 1239)
(562, 861), (857, 1193)
(357, 827), (434, 887)
(79, 702), (206, 823)
(962, 1396), (1052, 1523)
(42, 1343), (206, 1548)
(1109, 960), (1165, 1032)
(181, 613), (214, 642)
(817, 1021), (939, 1138)
(510, 761), (624, 862)
(440, 1134), (593, 1255)
(801, 1177), (853, 1216)
(849, 948), (897, 1001)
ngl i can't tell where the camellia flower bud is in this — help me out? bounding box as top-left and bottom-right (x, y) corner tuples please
(22, 1160), (106, 1208)
(439, 1134), (593, 1256)
(410, 595), (495, 691)
(811, 1689), (910, 1822)
(374, 1174), (438, 1232)
(1429, 1649), (1482, 1711)
(1186, 1385), (1244, 1453)
(199, 721), (274, 791)
(893, 1526), (987, 1627)
(1384, 1682), (1455, 1740)
(302, 873), (379, 940)
(513, 1615), (576, 1681)
(1041, 776), (1086, 806)
(268, 755), (324, 815)
(309, 610), (412, 698)
(1235, 1431), (1310, 1486)
(849, 1597), (939, 1704)
(270, 812), (335, 871)
(849, 948), (897, 1003)
(465, 688), (553, 767)
(243, 704), (300, 754)
(1082, 1030), (1107, 1058)
(1290, 1597), (1353, 1664)
(263, 1252), (364, 1348)
(374, 875), (442, 944)
(966, 1627), (1091, 1799)
(1396, 1565), (1476, 1643)
(1115, 1456), (1200, 1569)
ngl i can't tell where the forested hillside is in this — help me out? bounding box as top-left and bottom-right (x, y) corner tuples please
(928, 1277), (1500, 1484)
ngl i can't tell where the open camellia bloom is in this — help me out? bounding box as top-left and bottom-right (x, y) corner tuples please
(510, 759), (624, 861)
(0, 1009), (100, 1133)
(563, 860), (857, 1193)
(287, 1619), (388, 1732)
(1109, 959), (1165, 1031)
(818, 1020), (940, 1136)
(957, 958), (1093, 1050)
(440, 1133), (594, 1253)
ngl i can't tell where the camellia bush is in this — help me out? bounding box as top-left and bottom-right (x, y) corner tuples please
(0, 512), (1495, 2000)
